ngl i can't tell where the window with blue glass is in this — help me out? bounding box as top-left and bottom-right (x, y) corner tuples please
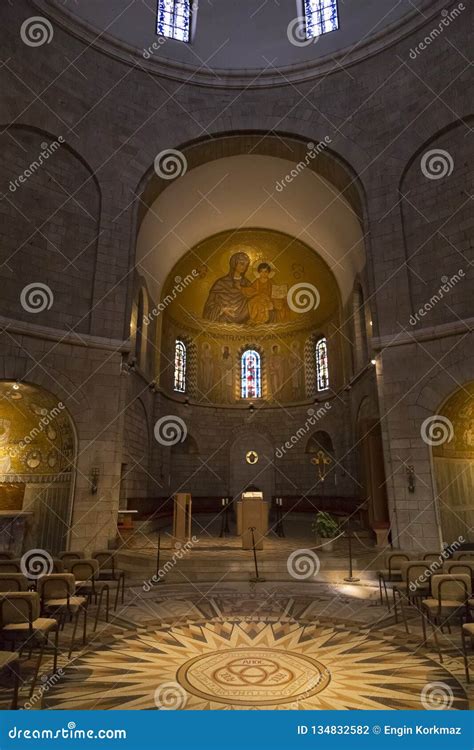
(174, 339), (187, 392)
(157, 0), (192, 43)
(241, 350), (262, 399)
(316, 338), (329, 392)
(304, 0), (339, 38)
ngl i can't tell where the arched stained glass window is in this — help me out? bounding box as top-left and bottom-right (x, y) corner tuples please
(316, 338), (329, 392)
(304, 0), (339, 39)
(157, 0), (192, 42)
(241, 350), (261, 399)
(174, 339), (187, 392)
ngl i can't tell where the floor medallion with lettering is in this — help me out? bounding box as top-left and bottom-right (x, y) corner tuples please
(177, 648), (330, 705)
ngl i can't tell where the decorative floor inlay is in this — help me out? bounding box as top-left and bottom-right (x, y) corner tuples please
(46, 616), (467, 710)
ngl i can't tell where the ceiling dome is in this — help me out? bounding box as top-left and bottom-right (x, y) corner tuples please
(37, 0), (440, 86)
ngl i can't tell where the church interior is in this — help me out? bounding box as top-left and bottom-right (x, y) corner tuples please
(0, 0), (472, 712)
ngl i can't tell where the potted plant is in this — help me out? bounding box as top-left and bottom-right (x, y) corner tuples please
(312, 511), (340, 553)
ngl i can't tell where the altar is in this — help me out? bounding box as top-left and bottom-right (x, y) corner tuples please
(236, 491), (269, 550)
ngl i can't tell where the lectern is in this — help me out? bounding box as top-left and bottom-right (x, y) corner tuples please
(237, 491), (268, 550)
(172, 493), (192, 542)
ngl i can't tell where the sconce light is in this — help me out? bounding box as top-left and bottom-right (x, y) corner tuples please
(370, 358), (376, 366)
(90, 467), (100, 495)
(406, 465), (415, 493)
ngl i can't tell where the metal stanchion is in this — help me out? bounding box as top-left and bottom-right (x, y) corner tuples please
(249, 526), (266, 582)
(219, 497), (231, 538)
(155, 531), (163, 583)
(275, 497), (285, 538)
(344, 519), (360, 583)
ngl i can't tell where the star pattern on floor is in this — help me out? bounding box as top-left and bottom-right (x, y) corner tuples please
(46, 615), (467, 710)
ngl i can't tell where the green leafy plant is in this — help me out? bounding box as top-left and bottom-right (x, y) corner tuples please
(312, 511), (339, 539)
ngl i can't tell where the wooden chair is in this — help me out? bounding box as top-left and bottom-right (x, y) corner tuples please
(377, 552), (412, 607)
(392, 561), (433, 633)
(461, 622), (474, 682)
(444, 561), (474, 591)
(420, 573), (471, 660)
(0, 651), (20, 708)
(93, 551), (125, 609)
(57, 552), (84, 566)
(37, 574), (88, 658)
(0, 574), (28, 592)
(0, 560), (21, 573)
(67, 559), (110, 631)
(452, 552), (474, 561)
(0, 592), (58, 698)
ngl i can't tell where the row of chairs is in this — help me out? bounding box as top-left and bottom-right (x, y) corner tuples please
(377, 551), (474, 682)
(0, 549), (126, 708)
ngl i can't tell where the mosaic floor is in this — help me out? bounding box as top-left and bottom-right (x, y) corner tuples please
(42, 584), (468, 711)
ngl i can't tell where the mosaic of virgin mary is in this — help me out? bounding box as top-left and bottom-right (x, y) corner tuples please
(202, 251), (252, 323)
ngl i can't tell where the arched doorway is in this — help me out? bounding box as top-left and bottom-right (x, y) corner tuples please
(432, 383), (474, 545)
(229, 431), (274, 502)
(0, 381), (76, 554)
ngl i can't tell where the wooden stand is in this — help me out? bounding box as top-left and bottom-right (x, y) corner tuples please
(172, 493), (192, 543)
(238, 492), (268, 550)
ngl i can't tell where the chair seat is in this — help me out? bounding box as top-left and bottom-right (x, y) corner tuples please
(75, 581), (93, 589)
(98, 569), (123, 580)
(377, 569), (402, 580)
(0, 652), (19, 668)
(44, 596), (86, 610)
(422, 598), (467, 612)
(2, 617), (57, 634)
(394, 584), (429, 595)
(463, 623), (474, 635)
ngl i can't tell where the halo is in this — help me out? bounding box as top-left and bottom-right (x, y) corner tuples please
(251, 258), (276, 279)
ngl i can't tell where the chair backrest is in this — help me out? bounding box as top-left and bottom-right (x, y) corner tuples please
(37, 574), (75, 601)
(452, 552), (474, 561)
(422, 552), (444, 566)
(68, 559), (99, 581)
(431, 573), (471, 603)
(0, 574), (28, 592)
(58, 551), (84, 563)
(52, 559), (65, 573)
(0, 561), (21, 573)
(385, 552), (411, 574)
(399, 561), (432, 591)
(444, 561), (474, 579)
(0, 552), (13, 560)
(93, 550), (115, 572)
(0, 592), (39, 626)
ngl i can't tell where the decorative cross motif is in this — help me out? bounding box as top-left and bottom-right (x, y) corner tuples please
(246, 450), (259, 465)
(311, 450), (332, 482)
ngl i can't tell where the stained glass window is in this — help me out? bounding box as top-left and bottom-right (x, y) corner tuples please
(316, 338), (329, 391)
(241, 349), (262, 399)
(157, 0), (192, 42)
(174, 339), (186, 392)
(304, 0), (339, 38)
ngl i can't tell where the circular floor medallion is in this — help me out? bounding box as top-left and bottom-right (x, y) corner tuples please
(177, 647), (330, 706)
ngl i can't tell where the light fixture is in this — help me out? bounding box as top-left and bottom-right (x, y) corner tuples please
(371, 359), (376, 365)
(406, 465), (416, 493)
(90, 467), (100, 495)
